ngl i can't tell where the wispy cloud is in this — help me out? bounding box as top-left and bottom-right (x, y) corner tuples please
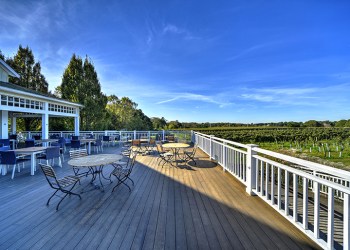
(162, 24), (199, 40)
(240, 86), (342, 106)
(157, 93), (233, 108)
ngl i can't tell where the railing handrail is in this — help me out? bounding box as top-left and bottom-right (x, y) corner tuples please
(254, 146), (350, 179)
(254, 154), (350, 194)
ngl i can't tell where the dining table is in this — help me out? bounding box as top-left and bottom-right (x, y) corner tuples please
(14, 146), (47, 175)
(68, 154), (123, 192)
(80, 138), (97, 154)
(162, 142), (190, 167)
(35, 139), (58, 147)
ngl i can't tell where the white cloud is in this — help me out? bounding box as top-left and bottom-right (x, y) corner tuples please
(157, 93), (233, 108)
(162, 24), (199, 40)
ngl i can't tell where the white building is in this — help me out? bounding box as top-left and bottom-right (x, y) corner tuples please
(0, 58), (83, 139)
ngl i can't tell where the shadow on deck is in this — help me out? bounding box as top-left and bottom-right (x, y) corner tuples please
(0, 146), (320, 249)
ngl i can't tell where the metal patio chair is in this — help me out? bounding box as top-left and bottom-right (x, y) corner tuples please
(40, 164), (81, 211)
(156, 144), (174, 167)
(183, 145), (198, 165)
(111, 151), (137, 192)
(69, 149), (91, 178)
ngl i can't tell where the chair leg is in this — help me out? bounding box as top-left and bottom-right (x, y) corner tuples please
(11, 164), (16, 179)
(112, 176), (131, 192)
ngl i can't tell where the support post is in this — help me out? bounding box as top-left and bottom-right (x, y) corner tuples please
(11, 115), (16, 135)
(0, 110), (8, 139)
(134, 130), (137, 139)
(245, 144), (258, 195)
(74, 108), (80, 136)
(41, 103), (49, 139)
(162, 130), (165, 141)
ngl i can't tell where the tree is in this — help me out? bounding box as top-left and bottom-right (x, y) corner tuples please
(151, 117), (167, 130)
(304, 120), (321, 127)
(61, 54), (107, 131)
(167, 120), (182, 129)
(4, 45), (49, 131)
(5, 45), (48, 93)
(106, 95), (152, 130)
(0, 50), (4, 60)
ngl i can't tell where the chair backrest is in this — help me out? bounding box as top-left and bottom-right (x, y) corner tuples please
(127, 151), (138, 173)
(58, 137), (65, 144)
(156, 144), (164, 154)
(69, 149), (88, 159)
(40, 164), (59, 188)
(33, 135), (41, 140)
(71, 140), (81, 149)
(0, 139), (10, 146)
(131, 139), (141, 147)
(189, 146), (197, 156)
(95, 139), (102, 146)
(72, 136), (79, 140)
(51, 142), (63, 149)
(9, 134), (17, 140)
(0, 150), (16, 164)
(102, 136), (110, 142)
(166, 135), (175, 142)
(25, 139), (35, 148)
(149, 138), (156, 146)
(46, 146), (60, 160)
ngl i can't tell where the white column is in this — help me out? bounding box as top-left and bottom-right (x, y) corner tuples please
(74, 108), (80, 136)
(0, 110), (9, 139)
(11, 116), (16, 134)
(42, 103), (49, 139)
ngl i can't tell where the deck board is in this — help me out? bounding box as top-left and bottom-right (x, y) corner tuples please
(0, 146), (321, 249)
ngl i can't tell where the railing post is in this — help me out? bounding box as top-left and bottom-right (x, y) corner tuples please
(134, 130), (137, 139)
(246, 144), (258, 196)
(344, 193), (350, 250)
(104, 130), (108, 136)
(223, 142), (227, 172)
(209, 135), (214, 159)
(162, 130), (165, 141)
(148, 131), (151, 139)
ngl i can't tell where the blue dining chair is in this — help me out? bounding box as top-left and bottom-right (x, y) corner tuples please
(37, 146), (62, 167)
(0, 150), (30, 179)
(71, 140), (85, 150)
(25, 139), (35, 148)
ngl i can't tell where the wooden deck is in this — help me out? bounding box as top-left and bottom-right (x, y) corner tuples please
(0, 146), (320, 249)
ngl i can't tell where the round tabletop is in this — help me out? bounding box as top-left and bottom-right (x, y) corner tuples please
(162, 143), (190, 149)
(68, 154), (123, 167)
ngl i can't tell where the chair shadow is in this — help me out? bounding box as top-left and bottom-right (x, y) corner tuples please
(188, 159), (217, 169)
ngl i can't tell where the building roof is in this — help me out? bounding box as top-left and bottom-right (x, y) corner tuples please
(0, 81), (84, 107)
(0, 58), (20, 78)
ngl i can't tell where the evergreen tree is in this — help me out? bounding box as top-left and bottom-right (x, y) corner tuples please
(6, 45), (48, 94)
(61, 54), (107, 131)
(0, 50), (4, 60)
(3, 45), (49, 131)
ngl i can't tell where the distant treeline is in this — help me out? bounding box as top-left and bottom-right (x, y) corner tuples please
(164, 119), (350, 129)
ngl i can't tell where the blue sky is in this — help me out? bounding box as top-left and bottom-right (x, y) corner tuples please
(1, 0), (350, 123)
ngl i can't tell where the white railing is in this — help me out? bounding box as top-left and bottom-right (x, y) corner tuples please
(193, 131), (350, 250)
(18, 130), (191, 141)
